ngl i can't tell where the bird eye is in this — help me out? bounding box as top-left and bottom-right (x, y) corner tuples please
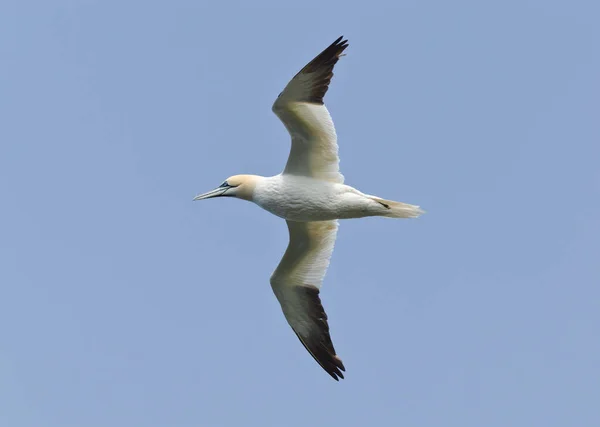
(219, 181), (229, 188)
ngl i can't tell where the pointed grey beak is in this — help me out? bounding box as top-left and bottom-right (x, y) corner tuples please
(193, 187), (228, 201)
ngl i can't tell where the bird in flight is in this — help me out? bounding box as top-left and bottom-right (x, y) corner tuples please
(194, 36), (423, 380)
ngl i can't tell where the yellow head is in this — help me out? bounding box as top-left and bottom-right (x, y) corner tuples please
(193, 174), (259, 202)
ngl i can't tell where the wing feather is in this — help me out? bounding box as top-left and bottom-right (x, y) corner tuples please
(272, 37), (348, 183)
(270, 220), (345, 380)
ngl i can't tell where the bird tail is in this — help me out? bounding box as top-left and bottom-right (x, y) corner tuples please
(368, 196), (425, 219)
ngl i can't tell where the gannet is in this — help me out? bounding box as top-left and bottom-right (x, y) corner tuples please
(194, 36), (423, 380)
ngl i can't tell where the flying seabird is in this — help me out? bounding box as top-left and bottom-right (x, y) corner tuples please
(194, 36), (423, 380)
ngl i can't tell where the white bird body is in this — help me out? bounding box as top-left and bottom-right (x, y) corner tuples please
(254, 175), (394, 222)
(194, 37), (423, 380)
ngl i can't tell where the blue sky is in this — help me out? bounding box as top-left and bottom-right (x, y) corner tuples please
(1, 1), (599, 426)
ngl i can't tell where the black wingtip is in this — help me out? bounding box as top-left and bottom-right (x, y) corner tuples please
(333, 35), (345, 45)
(292, 285), (347, 381)
(302, 36), (349, 72)
(294, 330), (346, 381)
(293, 36), (349, 104)
(329, 35), (349, 52)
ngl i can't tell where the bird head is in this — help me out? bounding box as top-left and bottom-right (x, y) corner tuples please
(193, 174), (258, 202)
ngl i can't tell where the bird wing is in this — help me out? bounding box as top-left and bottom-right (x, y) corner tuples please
(270, 220), (345, 380)
(272, 36), (348, 184)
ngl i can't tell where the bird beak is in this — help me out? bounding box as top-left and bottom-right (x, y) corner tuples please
(193, 187), (228, 201)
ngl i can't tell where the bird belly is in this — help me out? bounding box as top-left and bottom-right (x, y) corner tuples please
(254, 177), (376, 221)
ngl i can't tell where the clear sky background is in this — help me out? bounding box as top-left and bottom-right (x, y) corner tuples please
(1, 1), (599, 426)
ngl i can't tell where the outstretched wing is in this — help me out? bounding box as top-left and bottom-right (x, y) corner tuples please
(272, 36), (348, 184)
(270, 220), (345, 380)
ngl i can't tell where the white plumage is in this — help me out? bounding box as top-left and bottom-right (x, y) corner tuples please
(194, 36), (423, 380)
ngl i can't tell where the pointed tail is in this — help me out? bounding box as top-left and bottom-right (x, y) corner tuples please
(368, 196), (425, 219)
